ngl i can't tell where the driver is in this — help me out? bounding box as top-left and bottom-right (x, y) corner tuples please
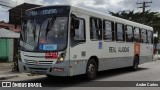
(46, 24), (59, 43)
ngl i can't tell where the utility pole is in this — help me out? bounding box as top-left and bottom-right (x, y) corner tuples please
(137, 1), (152, 24)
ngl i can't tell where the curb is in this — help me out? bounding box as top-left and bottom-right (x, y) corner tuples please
(0, 75), (19, 80)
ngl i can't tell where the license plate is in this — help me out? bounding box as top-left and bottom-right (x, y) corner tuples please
(30, 70), (46, 74)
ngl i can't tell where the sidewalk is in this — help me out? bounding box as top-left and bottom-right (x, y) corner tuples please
(0, 62), (44, 80)
(0, 62), (21, 80)
(0, 62), (12, 73)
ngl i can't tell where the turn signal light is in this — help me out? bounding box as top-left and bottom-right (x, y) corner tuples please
(53, 68), (64, 72)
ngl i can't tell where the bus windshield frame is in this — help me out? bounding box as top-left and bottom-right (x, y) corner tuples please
(20, 6), (70, 52)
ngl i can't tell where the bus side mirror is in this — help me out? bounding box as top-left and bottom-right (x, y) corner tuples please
(74, 19), (79, 29)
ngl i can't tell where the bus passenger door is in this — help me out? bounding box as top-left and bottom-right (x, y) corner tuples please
(69, 12), (87, 76)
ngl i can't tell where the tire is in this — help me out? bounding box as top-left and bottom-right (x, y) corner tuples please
(131, 56), (139, 71)
(86, 59), (98, 79)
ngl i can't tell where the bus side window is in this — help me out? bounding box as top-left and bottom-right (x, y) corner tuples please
(148, 30), (153, 44)
(71, 18), (86, 41)
(90, 17), (102, 40)
(141, 29), (147, 43)
(116, 23), (125, 41)
(103, 20), (114, 41)
(126, 25), (133, 42)
(134, 27), (140, 43)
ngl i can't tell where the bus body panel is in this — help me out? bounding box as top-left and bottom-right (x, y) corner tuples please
(69, 11), (97, 76)
(139, 44), (153, 64)
(100, 42), (134, 71)
(68, 6), (153, 75)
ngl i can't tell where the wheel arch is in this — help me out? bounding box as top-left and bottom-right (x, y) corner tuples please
(88, 56), (99, 69)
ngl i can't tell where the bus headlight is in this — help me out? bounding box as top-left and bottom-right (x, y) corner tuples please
(56, 52), (66, 63)
(59, 57), (64, 62)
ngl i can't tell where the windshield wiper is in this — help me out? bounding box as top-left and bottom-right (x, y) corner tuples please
(46, 17), (56, 36)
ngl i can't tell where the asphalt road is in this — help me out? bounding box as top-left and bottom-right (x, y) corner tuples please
(1, 60), (160, 90)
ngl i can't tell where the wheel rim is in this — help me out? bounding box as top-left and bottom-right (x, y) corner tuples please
(87, 64), (96, 77)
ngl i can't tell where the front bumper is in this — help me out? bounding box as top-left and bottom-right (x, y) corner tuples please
(18, 60), (70, 76)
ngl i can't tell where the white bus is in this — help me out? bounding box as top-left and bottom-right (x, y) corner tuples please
(18, 5), (153, 79)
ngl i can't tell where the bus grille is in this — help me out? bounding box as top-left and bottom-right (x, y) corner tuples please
(24, 59), (53, 66)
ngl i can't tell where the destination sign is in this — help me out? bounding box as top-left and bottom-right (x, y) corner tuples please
(26, 6), (70, 16)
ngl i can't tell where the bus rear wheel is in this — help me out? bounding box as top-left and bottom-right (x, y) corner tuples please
(131, 56), (139, 71)
(86, 59), (97, 79)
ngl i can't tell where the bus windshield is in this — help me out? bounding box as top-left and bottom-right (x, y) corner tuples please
(20, 16), (68, 52)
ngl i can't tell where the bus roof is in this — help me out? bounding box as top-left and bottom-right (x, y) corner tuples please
(71, 6), (153, 31)
(27, 5), (153, 31)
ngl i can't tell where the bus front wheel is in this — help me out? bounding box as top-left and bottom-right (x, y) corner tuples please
(86, 59), (97, 79)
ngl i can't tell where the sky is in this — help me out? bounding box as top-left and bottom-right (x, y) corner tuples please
(0, 0), (160, 22)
